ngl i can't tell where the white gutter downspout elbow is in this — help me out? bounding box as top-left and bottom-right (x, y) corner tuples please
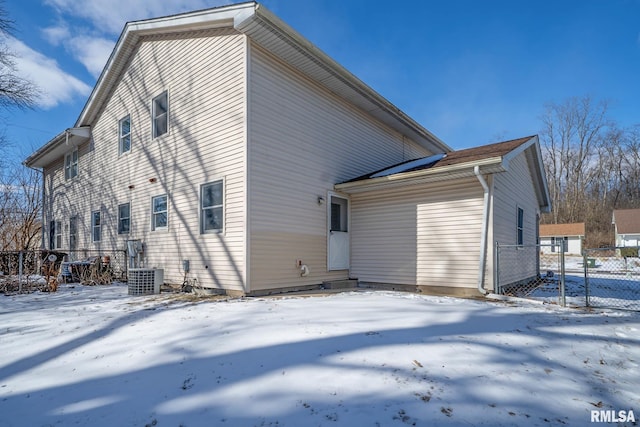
(474, 166), (490, 295)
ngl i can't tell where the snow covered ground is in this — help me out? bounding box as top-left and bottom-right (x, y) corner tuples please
(1, 283), (639, 426)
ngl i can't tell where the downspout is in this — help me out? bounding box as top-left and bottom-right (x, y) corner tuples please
(474, 166), (490, 295)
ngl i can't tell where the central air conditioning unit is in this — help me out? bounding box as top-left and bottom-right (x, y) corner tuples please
(128, 268), (163, 295)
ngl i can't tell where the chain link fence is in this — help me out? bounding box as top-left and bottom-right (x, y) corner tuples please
(495, 243), (566, 306)
(0, 249), (128, 294)
(496, 243), (640, 311)
(583, 248), (640, 311)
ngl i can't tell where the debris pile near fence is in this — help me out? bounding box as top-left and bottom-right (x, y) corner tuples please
(0, 250), (127, 294)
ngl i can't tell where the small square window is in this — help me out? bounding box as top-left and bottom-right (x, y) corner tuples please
(152, 91), (168, 139)
(152, 194), (168, 230)
(119, 115), (131, 154)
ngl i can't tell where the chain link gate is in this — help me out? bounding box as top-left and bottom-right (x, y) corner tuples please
(583, 248), (640, 311)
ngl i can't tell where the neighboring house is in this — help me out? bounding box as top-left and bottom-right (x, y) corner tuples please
(539, 223), (585, 255)
(612, 209), (640, 248)
(24, 2), (551, 296)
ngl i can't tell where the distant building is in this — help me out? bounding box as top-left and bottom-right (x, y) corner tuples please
(612, 209), (640, 248)
(539, 223), (585, 255)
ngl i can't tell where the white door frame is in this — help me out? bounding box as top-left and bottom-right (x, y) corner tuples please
(327, 191), (350, 271)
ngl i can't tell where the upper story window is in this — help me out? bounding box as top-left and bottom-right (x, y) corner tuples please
(152, 91), (168, 139)
(201, 180), (224, 233)
(119, 115), (131, 154)
(118, 202), (131, 234)
(65, 149), (78, 180)
(151, 194), (168, 230)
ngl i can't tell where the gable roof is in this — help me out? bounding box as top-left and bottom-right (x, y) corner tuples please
(612, 209), (640, 234)
(25, 1), (450, 169)
(539, 223), (585, 237)
(336, 135), (551, 212)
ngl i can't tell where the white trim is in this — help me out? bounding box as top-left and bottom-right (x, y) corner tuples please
(244, 35), (251, 293)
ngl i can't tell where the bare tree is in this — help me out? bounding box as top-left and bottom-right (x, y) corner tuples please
(0, 1), (37, 110)
(0, 1), (40, 251)
(540, 96), (640, 247)
(540, 96), (612, 225)
(0, 165), (41, 250)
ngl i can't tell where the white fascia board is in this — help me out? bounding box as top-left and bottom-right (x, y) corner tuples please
(76, 2), (257, 127)
(244, 4), (451, 154)
(502, 135), (552, 212)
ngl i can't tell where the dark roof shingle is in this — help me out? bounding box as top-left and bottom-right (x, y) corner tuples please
(613, 209), (640, 234)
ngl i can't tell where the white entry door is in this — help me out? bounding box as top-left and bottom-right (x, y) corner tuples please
(328, 193), (350, 270)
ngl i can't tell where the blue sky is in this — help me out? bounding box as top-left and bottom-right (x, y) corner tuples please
(3, 0), (640, 164)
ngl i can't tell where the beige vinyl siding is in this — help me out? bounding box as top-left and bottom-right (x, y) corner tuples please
(350, 178), (484, 288)
(45, 28), (247, 291)
(247, 43), (430, 291)
(491, 152), (541, 288)
(43, 142), (93, 252)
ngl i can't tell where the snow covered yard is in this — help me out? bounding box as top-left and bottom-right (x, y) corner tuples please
(0, 284), (638, 426)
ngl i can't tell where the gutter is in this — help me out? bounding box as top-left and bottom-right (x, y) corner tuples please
(474, 165), (490, 295)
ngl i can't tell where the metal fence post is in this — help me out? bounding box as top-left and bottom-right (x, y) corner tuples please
(18, 250), (23, 293)
(494, 242), (500, 294)
(560, 246), (566, 307)
(583, 249), (590, 307)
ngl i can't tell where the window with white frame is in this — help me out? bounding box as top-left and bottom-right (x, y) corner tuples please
(47, 220), (62, 249)
(152, 91), (168, 138)
(119, 115), (131, 154)
(118, 203), (130, 234)
(516, 207), (524, 246)
(64, 149), (78, 180)
(91, 211), (101, 242)
(151, 194), (167, 230)
(201, 180), (223, 233)
(69, 216), (78, 251)
(54, 220), (62, 249)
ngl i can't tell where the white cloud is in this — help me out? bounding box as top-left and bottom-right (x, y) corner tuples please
(39, 0), (231, 79)
(7, 37), (92, 109)
(43, 0), (225, 35)
(41, 24), (70, 46)
(66, 36), (116, 78)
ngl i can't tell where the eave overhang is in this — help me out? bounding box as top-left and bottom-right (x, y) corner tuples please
(23, 127), (91, 169)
